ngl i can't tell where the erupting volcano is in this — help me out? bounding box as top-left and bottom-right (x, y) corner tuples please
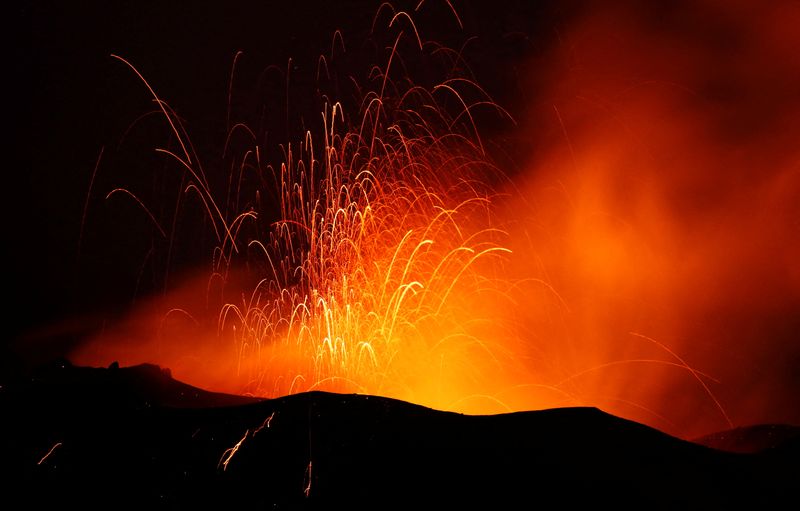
(10, 0), (799, 506)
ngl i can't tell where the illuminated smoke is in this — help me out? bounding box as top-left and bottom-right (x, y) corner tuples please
(500, 0), (800, 437)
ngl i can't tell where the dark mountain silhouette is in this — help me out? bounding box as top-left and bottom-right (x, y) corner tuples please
(5, 361), (797, 508)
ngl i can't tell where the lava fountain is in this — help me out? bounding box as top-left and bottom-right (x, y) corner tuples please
(71, 1), (800, 439)
(75, 5), (523, 414)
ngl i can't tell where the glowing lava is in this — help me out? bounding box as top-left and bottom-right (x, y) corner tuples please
(71, 1), (800, 439)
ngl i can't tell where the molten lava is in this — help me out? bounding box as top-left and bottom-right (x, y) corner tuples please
(71, 1), (800, 439)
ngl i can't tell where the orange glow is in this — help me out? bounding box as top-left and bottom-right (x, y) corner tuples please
(497, 0), (800, 437)
(71, 1), (800, 439)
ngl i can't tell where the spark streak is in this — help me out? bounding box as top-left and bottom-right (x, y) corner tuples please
(218, 430), (249, 472)
(37, 442), (63, 465)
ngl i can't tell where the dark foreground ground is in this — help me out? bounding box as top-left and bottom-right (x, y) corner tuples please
(3, 361), (798, 508)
